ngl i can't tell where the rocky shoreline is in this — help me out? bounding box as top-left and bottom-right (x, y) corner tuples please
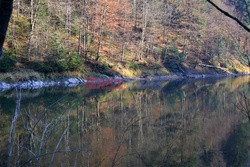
(0, 78), (87, 91)
(0, 73), (249, 92)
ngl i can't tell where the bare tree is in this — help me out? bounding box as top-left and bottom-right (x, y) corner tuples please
(236, 92), (250, 122)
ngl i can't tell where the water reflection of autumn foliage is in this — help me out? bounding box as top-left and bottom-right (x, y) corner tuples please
(0, 77), (249, 166)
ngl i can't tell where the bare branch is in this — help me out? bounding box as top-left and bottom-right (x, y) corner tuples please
(207, 0), (250, 33)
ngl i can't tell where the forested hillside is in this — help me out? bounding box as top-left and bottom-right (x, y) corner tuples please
(1, 0), (250, 77)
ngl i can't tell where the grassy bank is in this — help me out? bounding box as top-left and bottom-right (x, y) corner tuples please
(0, 60), (249, 84)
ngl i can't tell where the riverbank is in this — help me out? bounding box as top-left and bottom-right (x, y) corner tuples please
(0, 70), (249, 92)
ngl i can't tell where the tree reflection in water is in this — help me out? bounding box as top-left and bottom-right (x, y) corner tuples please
(0, 76), (249, 167)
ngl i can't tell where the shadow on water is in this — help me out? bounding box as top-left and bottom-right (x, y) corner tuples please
(222, 123), (250, 167)
(0, 76), (249, 167)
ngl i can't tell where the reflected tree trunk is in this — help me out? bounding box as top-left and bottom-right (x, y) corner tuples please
(8, 88), (22, 167)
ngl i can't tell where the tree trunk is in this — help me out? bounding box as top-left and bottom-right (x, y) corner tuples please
(83, 0), (89, 58)
(96, 7), (107, 61)
(0, 0), (13, 57)
(139, 1), (148, 60)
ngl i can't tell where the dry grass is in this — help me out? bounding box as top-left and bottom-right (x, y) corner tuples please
(0, 71), (42, 83)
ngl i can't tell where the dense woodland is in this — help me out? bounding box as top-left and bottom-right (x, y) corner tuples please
(1, 0), (250, 76)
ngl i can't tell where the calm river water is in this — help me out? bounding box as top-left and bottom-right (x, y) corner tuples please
(0, 76), (249, 167)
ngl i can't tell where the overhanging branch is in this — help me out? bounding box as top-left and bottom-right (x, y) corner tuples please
(207, 0), (250, 33)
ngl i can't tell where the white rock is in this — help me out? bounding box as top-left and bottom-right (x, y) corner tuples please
(32, 81), (44, 88)
(67, 78), (80, 84)
(102, 75), (110, 79)
(114, 75), (123, 79)
(0, 82), (11, 89)
(19, 82), (29, 88)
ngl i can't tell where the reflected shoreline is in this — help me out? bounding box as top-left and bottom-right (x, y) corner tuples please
(0, 76), (249, 167)
(0, 73), (249, 92)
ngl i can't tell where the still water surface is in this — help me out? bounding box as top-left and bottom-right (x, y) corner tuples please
(0, 77), (249, 167)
